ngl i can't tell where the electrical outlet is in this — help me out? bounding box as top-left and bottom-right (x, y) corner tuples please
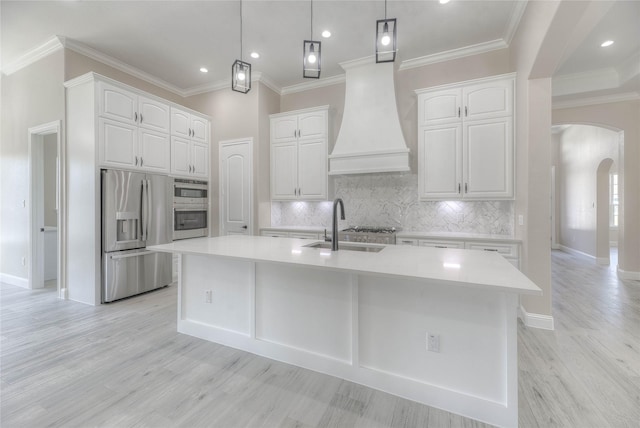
(426, 332), (440, 353)
(21, 257), (26, 266)
(518, 215), (524, 226)
(205, 290), (212, 303)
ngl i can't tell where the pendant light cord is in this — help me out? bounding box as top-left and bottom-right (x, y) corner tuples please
(240, 0), (243, 60)
(310, 0), (313, 40)
(384, 0), (387, 19)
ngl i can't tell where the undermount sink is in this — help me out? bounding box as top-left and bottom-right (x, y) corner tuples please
(303, 241), (385, 253)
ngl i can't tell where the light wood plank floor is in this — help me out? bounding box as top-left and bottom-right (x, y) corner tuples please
(1, 250), (639, 427)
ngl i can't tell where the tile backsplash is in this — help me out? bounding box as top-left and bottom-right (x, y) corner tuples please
(271, 173), (514, 236)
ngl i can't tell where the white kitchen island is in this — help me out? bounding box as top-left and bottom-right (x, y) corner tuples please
(149, 235), (541, 428)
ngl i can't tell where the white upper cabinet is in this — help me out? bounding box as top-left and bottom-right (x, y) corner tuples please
(95, 77), (208, 177)
(463, 80), (513, 122)
(418, 88), (462, 127)
(270, 106), (329, 201)
(416, 74), (515, 200)
(170, 107), (210, 179)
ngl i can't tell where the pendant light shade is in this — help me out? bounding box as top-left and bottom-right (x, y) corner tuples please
(232, 0), (251, 93)
(303, 0), (321, 78)
(303, 40), (321, 79)
(232, 59), (251, 93)
(376, 0), (396, 63)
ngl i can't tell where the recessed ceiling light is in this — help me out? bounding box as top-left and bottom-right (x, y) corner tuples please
(439, 0), (451, 4)
(322, 30), (331, 38)
(200, 67), (208, 73)
(250, 52), (260, 59)
(600, 40), (614, 47)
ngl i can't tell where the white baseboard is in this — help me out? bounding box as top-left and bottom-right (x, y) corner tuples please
(617, 268), (640, 281)
(518, 305), (555, 330)
(0, 273), (28, 289)
(597, 257), (610, 265)
(551, 244), (561, 250)
(559, 245), (596, 260)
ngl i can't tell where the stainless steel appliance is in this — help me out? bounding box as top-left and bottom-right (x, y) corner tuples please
(173, 178), (209, 240)
(338, 226), (397, 245)
(101, 169), (173, 303)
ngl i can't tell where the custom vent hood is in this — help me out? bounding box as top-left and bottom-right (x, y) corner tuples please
(329, 56), (409, 175)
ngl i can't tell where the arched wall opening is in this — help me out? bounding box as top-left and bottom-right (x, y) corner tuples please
(550, 123), (623, 269)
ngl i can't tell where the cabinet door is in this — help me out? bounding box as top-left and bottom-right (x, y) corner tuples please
(170, 107), (191, 138)
(298, 138), (327, 200)
(99, 118), (137, 168)
(418, 124), (462, 200)
(170, 137), (191, 176)
(271, 116), (298, 143)
(271, 142), (298, 200)
(191, 141), (209, 178)
(418, 239), (464, 249)
(418, 89), (462, 126)
(298, 110), (327, 140)
(138, 96), (170, 133)
(463, 79), (513, 121)
(191, 116), (209, 144)
(463, 118), (513, 199)
(139, 129), (170, 173)
(98, 82), (137, 124)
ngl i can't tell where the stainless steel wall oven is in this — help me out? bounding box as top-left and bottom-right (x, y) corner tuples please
(173, 178), (209, 240)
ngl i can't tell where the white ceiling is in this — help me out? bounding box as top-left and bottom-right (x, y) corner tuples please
(2, 0), (639, 99)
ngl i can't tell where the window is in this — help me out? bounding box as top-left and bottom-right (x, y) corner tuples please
(610, 173), (619, 227)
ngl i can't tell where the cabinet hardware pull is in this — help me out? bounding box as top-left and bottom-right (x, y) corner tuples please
(465, 183), (468, 193)
(134, 112), (138, 122)
(135, 156), (138, 166)
(140, 157), (143, 166)
(483, 248), (499, 252)
(465, 106), (468, 116)
(435, 245), (446, 248)
(458, 183), (461, 193)
(458, 107), (461, 117)
(140, 114), (143, 123)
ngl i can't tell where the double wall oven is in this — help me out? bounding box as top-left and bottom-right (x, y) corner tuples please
(173, 178), (209, 240)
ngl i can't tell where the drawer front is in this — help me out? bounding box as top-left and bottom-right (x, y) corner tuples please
(418, 239), (464, 249)
(260, 231), (289, 238)
(464, 242), (518, 257)
(396, 238), (418, 246)
(289, 232), (320, 240)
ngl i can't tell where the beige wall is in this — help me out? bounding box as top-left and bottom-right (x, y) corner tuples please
(257, 84), (281, 229)
(553, 100), (640, 276)
(64, 49), (184, 104)
(0, 51), (65, 280)
(555, 125), (618, 257)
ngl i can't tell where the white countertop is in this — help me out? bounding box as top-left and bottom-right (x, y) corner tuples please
(150, 236), (540, 295)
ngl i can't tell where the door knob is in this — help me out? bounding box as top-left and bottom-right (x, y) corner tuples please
(242, 225), (248, 229)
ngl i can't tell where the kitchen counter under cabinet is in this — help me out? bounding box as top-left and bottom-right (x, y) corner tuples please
(150, 235), (539, 428)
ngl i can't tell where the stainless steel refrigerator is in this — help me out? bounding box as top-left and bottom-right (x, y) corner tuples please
(101, 169), (172, 303)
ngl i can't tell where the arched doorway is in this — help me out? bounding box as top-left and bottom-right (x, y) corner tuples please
(550, 124), (623, 269)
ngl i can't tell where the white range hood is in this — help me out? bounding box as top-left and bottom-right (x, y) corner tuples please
(329, 56), (410, 175)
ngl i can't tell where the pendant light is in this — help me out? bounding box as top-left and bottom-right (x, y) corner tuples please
(376, 0), (397, 63)
(232, 0), (251, 93)
(303, 0), (321, 79)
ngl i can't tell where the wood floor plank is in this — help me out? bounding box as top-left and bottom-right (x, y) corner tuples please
(1, 248), (638, 427)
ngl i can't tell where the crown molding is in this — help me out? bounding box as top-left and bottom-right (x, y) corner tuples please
(1, 35), (65, 75)
(281, 74), (346, 96)
(254, 72), (281, 95)
(552, 68), (620, 97)
(504, 0), (528, 45)
(617, 53), (640, 86)
(62, 38), (187, 96)
(398, 39), (508, 71)
(553, 92), (640, 110)
(183, 71), (283, 97)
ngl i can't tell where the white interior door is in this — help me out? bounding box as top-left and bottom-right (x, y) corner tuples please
(220, 139), (253, 236)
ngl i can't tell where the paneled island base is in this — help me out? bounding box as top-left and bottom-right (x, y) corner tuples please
(150, 236), (541, 428)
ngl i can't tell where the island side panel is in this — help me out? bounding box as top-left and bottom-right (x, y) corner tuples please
(255, 263), (352, 363)
(180, 255), (253, 335)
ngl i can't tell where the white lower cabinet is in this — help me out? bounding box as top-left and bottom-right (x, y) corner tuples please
(464, 241), (519, 269)
(260, 230), (325, 240)
(418, 239), (464, 249)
